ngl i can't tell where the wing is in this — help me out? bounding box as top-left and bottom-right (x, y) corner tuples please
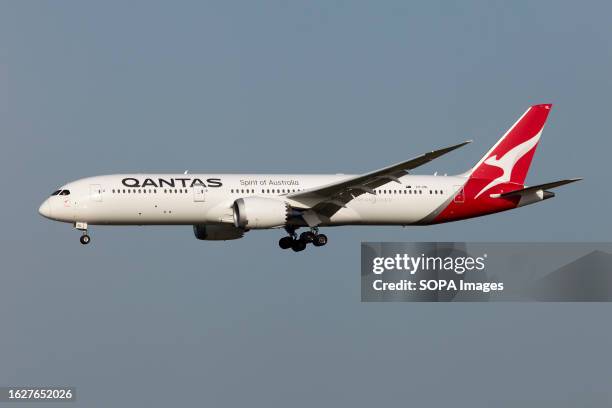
(287, 140), (472, 222)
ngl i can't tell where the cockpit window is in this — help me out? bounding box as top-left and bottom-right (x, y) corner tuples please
(51, 190), (61, 196)
(59, 190), (71, 196)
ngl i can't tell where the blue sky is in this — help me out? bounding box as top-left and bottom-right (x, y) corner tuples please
(1, 1), (611, 406)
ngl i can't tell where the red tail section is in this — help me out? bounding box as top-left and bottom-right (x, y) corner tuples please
(469, 104), (552, 197)
(434, 104), (553, 223)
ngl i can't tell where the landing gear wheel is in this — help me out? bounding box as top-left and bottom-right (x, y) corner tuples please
(80, 234), (91, 245)
(291, 239), (307, 252)
(313, 234), (327, 247)
(299, 231), (316, 243)
(279, 236), (293, 249)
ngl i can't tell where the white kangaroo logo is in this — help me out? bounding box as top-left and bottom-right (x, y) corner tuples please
(474, 131), (542, 199)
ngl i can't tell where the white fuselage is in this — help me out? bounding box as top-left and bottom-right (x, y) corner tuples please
(39, 173), (466, 227)
(38, 105), (573, 249)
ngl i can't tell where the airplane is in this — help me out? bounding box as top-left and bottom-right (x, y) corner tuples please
(39, 104), (580, 251)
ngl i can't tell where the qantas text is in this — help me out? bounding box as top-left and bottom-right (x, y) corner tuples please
(121, 177), (223, 188)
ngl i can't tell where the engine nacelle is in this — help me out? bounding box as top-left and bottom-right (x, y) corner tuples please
(193, 224), (244, 240)
(233, 197), (289, 229)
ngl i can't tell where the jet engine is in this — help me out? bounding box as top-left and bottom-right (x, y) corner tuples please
(193, 224), (245, 240)
(233, 197), (289, 229)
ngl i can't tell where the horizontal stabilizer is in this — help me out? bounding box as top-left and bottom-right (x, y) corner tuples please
(492, 178), (582, 198)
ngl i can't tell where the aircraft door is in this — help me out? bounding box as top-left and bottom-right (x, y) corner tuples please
(193, 186), (207, 202)
(453, 185), (465, 203)
(90, 184), (103, 202)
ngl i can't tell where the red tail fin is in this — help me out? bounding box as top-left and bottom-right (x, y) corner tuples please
(468, 104), (552, 198)
(432, 104), (554, 224)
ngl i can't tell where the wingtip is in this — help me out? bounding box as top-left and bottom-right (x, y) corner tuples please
(452, 140), (472, 148)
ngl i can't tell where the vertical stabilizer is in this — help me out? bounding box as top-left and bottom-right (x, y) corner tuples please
(467, 104), (552, 198)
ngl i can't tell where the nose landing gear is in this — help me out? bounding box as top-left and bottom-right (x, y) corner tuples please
(79, 234), (91, 245)
(75, 222), (90, 245)
(278, 227), (327, 251)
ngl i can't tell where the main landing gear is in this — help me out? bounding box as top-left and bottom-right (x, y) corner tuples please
(279, 227), (328, 252)
(75, 222), (91, 245)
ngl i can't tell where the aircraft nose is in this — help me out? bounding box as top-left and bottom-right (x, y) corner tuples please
(38, 199), (53, 219)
